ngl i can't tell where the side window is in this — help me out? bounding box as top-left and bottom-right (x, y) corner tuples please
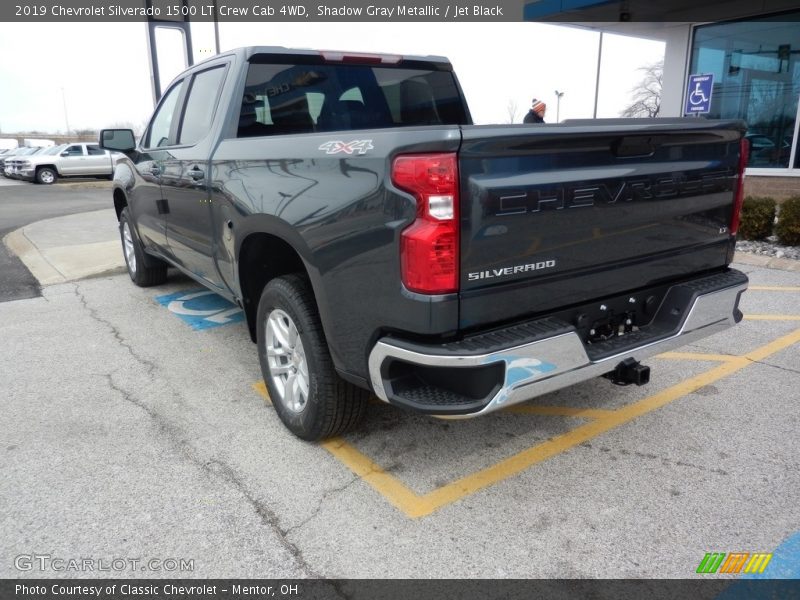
(64, 145), (84, 156)
(86, 144), (105, 156)
(144, 80), (184, 149)
(178, 66), (226, 145)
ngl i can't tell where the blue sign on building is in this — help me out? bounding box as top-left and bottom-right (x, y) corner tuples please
(685, 73), (714, 115)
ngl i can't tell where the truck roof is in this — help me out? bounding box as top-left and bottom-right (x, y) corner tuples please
(195, 46), (451, 68)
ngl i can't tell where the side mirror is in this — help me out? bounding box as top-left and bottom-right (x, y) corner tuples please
(99, 129), (136, 153)
(60, 151), (69, 157)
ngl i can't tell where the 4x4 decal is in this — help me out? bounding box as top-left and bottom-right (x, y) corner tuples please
(318, 140), (374, 155)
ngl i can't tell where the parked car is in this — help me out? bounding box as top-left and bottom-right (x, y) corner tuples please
(11, 142), (116, 184)
(6, 144), (66, 178)
(1, 147), (45, 176)
(101, 47), (749, 440)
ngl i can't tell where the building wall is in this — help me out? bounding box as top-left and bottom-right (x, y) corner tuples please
(745, 176), (800, 201)
(660, 24), (692, 118)
(11, 134), (99, 146)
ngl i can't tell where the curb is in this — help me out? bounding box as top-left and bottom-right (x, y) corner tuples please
(58, 181), (113, 189)
(3, 209), (125, 286)
(4, 228), (65, 285)
(733, 252), (800, 273)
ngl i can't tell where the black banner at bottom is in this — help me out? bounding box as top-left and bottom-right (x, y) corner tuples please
(2, 579), (800, 600)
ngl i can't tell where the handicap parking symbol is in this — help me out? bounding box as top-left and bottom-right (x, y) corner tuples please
(155, 289), (244, 330)
(685, 73), (714, 115)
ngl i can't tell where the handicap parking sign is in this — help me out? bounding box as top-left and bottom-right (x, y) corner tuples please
(155, 289), (244, 330)
(685, 73), (714, 115)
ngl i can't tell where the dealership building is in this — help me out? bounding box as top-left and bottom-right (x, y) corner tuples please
(528, 1), (800, 196)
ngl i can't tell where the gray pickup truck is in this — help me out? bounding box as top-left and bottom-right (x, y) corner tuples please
(9, 142), (116, 184)
(100, 46), (749, 440)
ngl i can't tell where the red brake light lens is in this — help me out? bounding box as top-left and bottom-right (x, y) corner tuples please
(392, 153), (459, 294)
(730, 137), (749, 236)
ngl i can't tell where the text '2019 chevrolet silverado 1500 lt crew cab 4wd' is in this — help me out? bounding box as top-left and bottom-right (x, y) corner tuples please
(100, 46), (749, 441)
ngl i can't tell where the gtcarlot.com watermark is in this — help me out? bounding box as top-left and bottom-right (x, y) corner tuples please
(14, 554), (194, 573)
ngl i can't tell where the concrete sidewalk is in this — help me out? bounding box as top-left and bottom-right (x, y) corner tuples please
(3, 209), (124, 285)
(3, 208), (799, 287)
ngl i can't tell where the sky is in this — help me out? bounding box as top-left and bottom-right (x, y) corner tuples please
(0, 22), (664, 134)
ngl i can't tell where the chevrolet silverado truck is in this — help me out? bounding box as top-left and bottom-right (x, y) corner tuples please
(100, 46), (749, 440)
(10, 142), (116, 184)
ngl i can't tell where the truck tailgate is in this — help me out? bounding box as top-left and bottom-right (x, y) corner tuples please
(458, 119), (746, 329)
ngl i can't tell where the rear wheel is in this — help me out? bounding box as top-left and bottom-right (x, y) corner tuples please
(36, 167), (57, 185)
(119, 207), (167, 287)
(257, 274), (367, 440)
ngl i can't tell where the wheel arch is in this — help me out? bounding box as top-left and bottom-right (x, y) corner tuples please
(237, 228), (327, 344)
(112, 186), (128, 221)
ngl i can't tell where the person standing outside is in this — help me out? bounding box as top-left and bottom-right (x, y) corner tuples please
(523, 98), (546, 123)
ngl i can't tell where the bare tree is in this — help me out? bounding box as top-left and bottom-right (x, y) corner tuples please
(621, 60), (663, 118)
(506, 99), (519, 124)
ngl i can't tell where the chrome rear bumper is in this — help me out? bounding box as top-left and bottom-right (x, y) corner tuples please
(368, 269), (748, 417)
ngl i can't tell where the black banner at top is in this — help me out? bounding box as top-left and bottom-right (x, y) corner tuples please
(3, 0), (800, 22)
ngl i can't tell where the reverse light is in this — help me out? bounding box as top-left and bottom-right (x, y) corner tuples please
(730, 137), (749, 236)
(392, 153), (459, 294)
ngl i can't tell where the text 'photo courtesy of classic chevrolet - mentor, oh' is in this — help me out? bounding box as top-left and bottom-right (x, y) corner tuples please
(100, 46), (749, 441)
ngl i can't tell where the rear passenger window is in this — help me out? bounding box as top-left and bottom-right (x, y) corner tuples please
(86, 145), (105, 155)
(144, 80), (184, 149)
(179, 66), (226, 145)
(237, 58), (468, 138)
(64, 145), (84, 156)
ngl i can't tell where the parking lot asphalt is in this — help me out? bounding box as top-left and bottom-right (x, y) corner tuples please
(2, 257), (798, 578)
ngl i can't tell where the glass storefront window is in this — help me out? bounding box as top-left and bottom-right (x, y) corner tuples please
(690, 13), (800, 169)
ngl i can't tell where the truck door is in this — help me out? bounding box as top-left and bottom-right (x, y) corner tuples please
(161, 63), (228, 291)
(84, 144), (112, 176)
(129, 78), (186, 257)
(58, 144), (86, 175)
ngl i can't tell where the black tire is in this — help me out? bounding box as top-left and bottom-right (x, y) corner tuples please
(36, 167), (57, 185)
(257, 274), (368, 440)
(119, 207), (167, 287)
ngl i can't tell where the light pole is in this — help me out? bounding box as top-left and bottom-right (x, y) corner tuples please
(554, 90), (565, 123)
(61, 87), (71, 136)
(593, 32), (604, 118)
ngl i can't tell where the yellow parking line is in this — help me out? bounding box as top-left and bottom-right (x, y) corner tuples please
(744, 314), (800, 321)
(504, 405), (615, 419)
(749, 286), (800, 291)
(657, 351), (738, 362)
(253, 328), (800, 518)
(253, 380), (269, 401)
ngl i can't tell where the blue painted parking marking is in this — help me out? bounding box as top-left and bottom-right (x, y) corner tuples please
(715, 531), (800, 599)
(155, 289), (244, 330)
(740, 531), (800, 580)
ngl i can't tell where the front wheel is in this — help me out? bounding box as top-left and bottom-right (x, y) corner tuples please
(119, 207), (167, 287)
(257, 274), (367, 440)
(36, 167), (57, 184)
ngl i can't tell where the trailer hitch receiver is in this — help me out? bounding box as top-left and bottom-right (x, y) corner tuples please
(603, 358), (650, 386)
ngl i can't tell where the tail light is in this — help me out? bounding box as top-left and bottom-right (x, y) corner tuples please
(730, 137), (749, 236)
(392, 153), (459, 294)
